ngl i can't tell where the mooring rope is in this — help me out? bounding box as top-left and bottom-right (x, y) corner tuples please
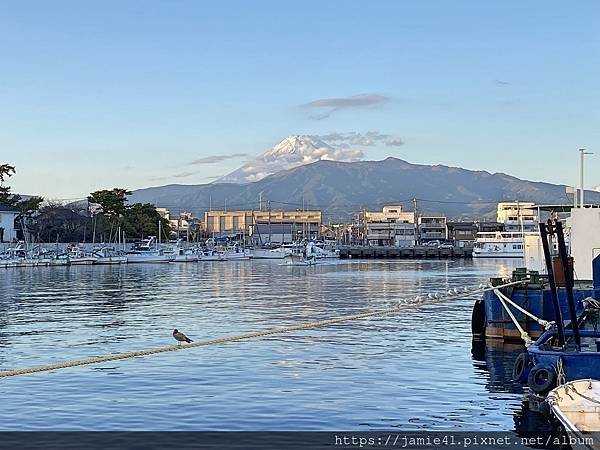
(0, 279), (526, 378)
(493, 288), (551, 329)
(568, 381), (600, 406)
(494, 289), (533, 346)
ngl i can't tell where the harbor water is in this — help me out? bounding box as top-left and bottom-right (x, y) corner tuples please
(0, 259), (540, 431)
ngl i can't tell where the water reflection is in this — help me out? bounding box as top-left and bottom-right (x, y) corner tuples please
(471, 339), (525, 394)
(471, 338), (568, 449)
(0, 259), (537, 430)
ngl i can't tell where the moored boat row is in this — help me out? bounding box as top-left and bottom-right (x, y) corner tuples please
(0, 238), (339, 267)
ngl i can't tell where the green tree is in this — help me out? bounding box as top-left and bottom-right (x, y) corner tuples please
(0, 164), (17, 205)
(87, 188), (170, 240)
(87, 188), (132, 220)
(123, 203), (171, 239)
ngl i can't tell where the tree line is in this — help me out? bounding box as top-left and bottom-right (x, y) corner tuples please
(1, 164), (171, 243)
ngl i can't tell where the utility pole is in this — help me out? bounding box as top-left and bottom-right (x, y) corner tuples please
(580, 148), (593, 208)
(268, 200), (272, 244)
(363, 207), (367, 245)
(413, 198), (419, 245)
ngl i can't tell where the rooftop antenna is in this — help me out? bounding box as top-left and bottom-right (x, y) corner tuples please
(579, 148), (593, 208)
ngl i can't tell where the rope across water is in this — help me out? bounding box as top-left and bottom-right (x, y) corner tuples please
(0, 279), (526, 379)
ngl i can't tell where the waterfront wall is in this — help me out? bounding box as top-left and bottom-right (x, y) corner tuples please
(339, 246), (472, 259)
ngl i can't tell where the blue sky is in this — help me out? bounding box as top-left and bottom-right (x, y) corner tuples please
(1, 1), (600, 198)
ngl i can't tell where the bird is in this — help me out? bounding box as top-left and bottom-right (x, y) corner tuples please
(173, 329), (193, 344)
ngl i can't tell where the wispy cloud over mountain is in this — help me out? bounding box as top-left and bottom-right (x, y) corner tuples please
(190, 153), (248, 165)
(314, 131), (403, 147)
(301, 94), (389, 119)
(172, 171), (196, 178)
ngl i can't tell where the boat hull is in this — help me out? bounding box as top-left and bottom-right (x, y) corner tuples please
(472, 252), (523, 258)
(69, 257), (98, 265)
(251, 249), (287, 259)
(95, 257), (128, 264)
(481, 286), (600, 341)
(126, 255), (173, 263)
(548, 379), (600, 446)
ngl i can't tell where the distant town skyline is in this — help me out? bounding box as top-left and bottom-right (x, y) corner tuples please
(2, 1), (600, 198)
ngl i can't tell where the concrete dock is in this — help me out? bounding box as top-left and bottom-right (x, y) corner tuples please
(338, 246), (473, 259)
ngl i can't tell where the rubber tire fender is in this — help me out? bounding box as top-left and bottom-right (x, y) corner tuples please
(527, 363), (557, 394)
(512, 352), (532, 383)
(471, 299), (486, 336)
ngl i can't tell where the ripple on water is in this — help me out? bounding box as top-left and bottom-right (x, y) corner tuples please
(0, 259), (526, 430)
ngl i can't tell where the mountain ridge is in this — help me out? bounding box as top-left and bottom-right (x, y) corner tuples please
(130, 157), (592, 219)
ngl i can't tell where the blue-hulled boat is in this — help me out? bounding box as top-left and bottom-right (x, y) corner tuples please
(474, 272), (600, 342)
(473, 211), (600, 396)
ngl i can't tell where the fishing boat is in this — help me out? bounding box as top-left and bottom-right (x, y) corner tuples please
(162, 240), (200, 262)
(282, 241), (318, 266)
(66, 244), (98, 265)
(198, 247), (225, 261)
(312, 241), (340, 259)
(171, 247), (200, 262)
(480, 216), (600, 397)
(221, 243), (251, 260)
(0, 241), (27, 268)
(282, 253), (317, 266)
(547, 380), (600, 448)
(92, 246), (127, 264)
(126, 237), (174, 263)
(251, 246), (288, 259)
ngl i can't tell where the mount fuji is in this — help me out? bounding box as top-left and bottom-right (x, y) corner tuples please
(217, 135), (363, 183)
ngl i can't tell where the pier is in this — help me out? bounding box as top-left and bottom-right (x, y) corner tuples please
(338, 246), (473, 259)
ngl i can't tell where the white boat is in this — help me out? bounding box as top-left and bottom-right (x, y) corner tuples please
(0, 257), (19, 268)
(92, 246), (128, 264)
(126, 237), (174, 263)
(197, 244), (252, 261)
(66, 245), (98, 265)
(172, 248), (200, 262)
(198, 248), (225, 261)
(221, 244), (251, 260)
(162, 240), (200, 262)
(0, 242), (27, 267)
(547, 379), (600, 449)
(282, 253), (317, 266)
(312, 242), (340, 259)
(472, 231), (536, 258)
(251, 246), (288, 259)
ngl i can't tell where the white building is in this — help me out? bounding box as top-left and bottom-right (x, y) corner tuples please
(155, 207), (170, 221)
(365, 205), (416, 247)
(497, 202), (538, 232)
(0, 204), (18, 243)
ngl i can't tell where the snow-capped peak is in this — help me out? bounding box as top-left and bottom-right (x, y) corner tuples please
(264, 135), (331, 158)
(217, 135), (363, 184)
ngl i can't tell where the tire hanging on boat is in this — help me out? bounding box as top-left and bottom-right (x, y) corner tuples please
(527, 363), (557, 393)
(512, 352), (532, 383)
(471, 299), (486, 337)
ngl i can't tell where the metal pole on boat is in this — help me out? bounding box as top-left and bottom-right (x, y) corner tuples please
(539, 221), (566, 347)
(555, 221), (581, 351)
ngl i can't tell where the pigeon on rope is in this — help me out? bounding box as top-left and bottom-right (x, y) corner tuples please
(0, 279), (527, 379)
